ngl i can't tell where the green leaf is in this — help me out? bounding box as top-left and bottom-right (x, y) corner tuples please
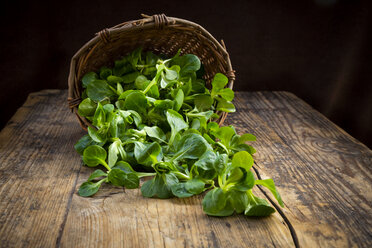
(171, 183), (194, 198)
(81, 89), (88, 99)
(92, 102), (105, 127)
(88, 124), (109, 143)
(134, 142), (162, 167)
(146, 84), (160, 99)
(171, 54), (201, 77)
(125, 110), (142, 127)
(145, 51), (159, 66)
(99, 66), (112, 80)
(160, 77), (170, 89)
(114, 161), (135, 174)
(193, 150), (217, 170)
(108, 140), (121, 168)
(191, 80), (207, 94)
(78, 98), (97, 117)
(113, 60), (133, 76)
(154, 162), (174, 174)
(164, 65), (180, 81)
(118, 82), (124, 95)
(217, 88), (234, 101)
(233, 144), (257, 155)
(125, 173), (140, 189)
(108, 168), (139, 189)
(107, 75), (124, 84)
(118, 90), (135, 100)
(190, 94), (213, 112)
(109, 113), (124, 138)
(202, 188), (234, 216)
(185, 94), (213, 111)
(78, 179), (105, 197)
(87, 80), (116, 102)
(141, 178), (156, 198)
(83, 145), (107, 167)
(203, 133), (215, 145)
(122, 71), (140, 84)
(87, 169), (107, 181)
(245, 190), (276, 217)
(185, 178), (205, 194)
(186, 110), (214, 120)
(123, 91), (148, 116)
(180, 78), (192, 96)
(207, 122), (220, 132)
(172, 133), (211, 161)
(74, 134), (100, 155)
(190, 119), (201, 130)
(211, 73), (228, 97)
(226, 167), (245, 184)
(216, 98), (236, 113)
(229, 190), (248, 214)
(232, 151), (254, 171)
(166, 109), (188, 145)
(141, 175), (173, 199)
(128, 47), (142, 68)
(144, 126), (167, 143)
(233, 170), (255, 192)
(215, 153), (228, 175)
(103, 103), (114, 116)
(164, 172), (179, 187)
(82, 72), (98, 88)
(173, 89), (184, 112)
(202, 188), (226, 213)
(192, 150), (217, 180)
(214, 126), (235, 147)
(255, 179), (284, 207)
(134, 75), (159, 98)
(134, 75), (149, 90)
(238, 133), (256, 143)
(126, 128), (146, 140)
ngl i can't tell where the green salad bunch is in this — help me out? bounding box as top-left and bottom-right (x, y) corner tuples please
(75, 48), (283, 217)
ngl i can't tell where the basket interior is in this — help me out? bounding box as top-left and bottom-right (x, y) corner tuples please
(77, 27), (228, 89)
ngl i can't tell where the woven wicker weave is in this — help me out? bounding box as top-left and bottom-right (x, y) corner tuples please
(68, 14), (235, 129)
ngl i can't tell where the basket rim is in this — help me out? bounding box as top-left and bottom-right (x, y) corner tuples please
(68, 13), (235, 129)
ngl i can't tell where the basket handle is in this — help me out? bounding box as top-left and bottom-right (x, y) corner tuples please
(96, 14), (171, 44)
(141, 13), (171, 29)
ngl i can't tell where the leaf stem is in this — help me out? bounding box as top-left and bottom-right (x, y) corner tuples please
(173, 171), (190, 180)
(100, 160), (111, 172)
(143, 71), (161, 95)
(216, 142), (230, 154)
(136, 65), (150, 68)
(136, 172), (156, 178)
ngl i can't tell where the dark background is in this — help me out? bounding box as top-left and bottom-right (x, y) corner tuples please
(1, 0), (371, 147)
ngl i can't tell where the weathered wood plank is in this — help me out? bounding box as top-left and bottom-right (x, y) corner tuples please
(227, 91), (372, 248)
(60, 172), (293, 248)
(0, 90), (295, 248)
(3, 90), (370, 248)
(59, 151), (292, 247)
(0, 90), (85, 248)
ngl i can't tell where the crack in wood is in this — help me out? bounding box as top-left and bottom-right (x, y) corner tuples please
(253, 163), (300, 248)
(55, 165), (82, 248)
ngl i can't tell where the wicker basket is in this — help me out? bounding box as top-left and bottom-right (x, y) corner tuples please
(68, 13), (235, 129)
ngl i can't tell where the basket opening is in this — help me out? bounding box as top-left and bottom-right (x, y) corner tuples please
(77, 28), (227, 89)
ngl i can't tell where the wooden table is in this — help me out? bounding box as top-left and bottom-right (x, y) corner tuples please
(0, 90), (371, 248)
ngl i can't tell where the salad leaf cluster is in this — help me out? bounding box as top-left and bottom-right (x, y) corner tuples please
(75, 48), (283, 217)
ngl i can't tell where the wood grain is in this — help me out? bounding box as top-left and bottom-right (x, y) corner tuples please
(0, 90), (85, 247)
(1, 90), (371, 248)
(226, 91), (372, 248)
(59, 173), (292, 248)
(0, 90), (294, 248)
